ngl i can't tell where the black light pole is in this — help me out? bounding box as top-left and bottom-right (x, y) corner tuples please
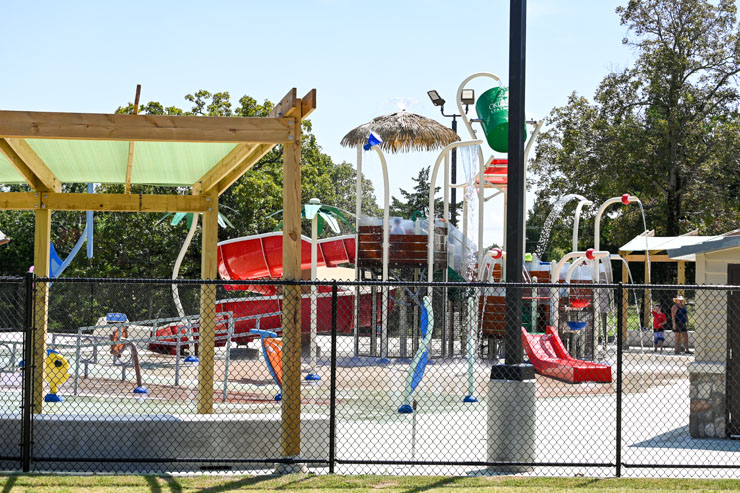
(500, 0), (530, 373)
(487, 2), (536, 472)
(427, 91), (474, 227)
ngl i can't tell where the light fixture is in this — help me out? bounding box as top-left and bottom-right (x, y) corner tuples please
(427, 90), (445, 107)
(461, 89), (475, 105)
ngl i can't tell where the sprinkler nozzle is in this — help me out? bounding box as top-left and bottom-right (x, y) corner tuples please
(621, 194), (631, 205)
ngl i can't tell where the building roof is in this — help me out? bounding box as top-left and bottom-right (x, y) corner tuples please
(668, 235), (740, 260)
(619, 234), (715, 254)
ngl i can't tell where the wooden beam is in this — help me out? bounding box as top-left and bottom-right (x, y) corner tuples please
(0, 110), (293, 144)
(216, 144), (275, 195)
(125, 84), (142, 194)
(0, 138), (61, 192)
(37, 192), (210, 212)
(197, 191), (218, 414)
(281, 97), (303, 458)
(192, 143), (256, 195)
(0, 192), (40, 210)
(269, 88), (297, 118)
(300, 89), (317, 119)
(33, 207), (51, 414)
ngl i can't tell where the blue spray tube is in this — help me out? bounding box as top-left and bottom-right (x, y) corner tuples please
(398, 296), (433, 414)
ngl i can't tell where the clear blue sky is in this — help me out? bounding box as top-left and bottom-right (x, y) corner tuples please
(1, 0), (634, 246)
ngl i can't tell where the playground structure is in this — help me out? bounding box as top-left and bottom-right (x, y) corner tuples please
(0, 73), (698, 477)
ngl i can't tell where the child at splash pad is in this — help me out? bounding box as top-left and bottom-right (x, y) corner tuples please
(651, 304), (666, 352)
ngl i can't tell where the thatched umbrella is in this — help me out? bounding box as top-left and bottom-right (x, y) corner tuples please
(341, 111), (459, 153)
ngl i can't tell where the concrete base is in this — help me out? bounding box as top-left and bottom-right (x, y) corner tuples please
(0, 413), (328, 471)
(273, 460), (309, 474)
(487, 378), (536, 473)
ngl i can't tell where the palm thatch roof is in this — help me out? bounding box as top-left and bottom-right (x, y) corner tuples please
(340, 111), (459, 154)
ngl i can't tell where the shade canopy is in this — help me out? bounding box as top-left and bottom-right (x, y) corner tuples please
(340, 111), (459, 154)
(0, 139), (242, 186)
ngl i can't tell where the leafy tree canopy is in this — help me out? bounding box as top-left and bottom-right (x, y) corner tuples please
(530, 0), (740, 259)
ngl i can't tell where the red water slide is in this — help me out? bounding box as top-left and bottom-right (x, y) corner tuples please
(217, 232), (356, 294)
(521, 326), (612, 383)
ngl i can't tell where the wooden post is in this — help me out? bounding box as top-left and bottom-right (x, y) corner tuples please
(621, 255), (629, 348)
(197, 191), (218, 414)
(678, 260), (686, 297)
(282, 105), (302, 458)
(32, 207), (51, 413)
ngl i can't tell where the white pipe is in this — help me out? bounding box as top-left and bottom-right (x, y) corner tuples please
(477, 135), (485, 277)
(172, 213), (200, 319)
(371, 146), (390, 282)
(309, 209), (318, 372)
(550, 250), (610, 283)
(371, 146), (390, 359)
(443, 153), (450, 282)
(428, 140), (483, 294)
(353, 145), (362, 356)
(572, 198), (593, 252)
(594, 195), (638, 251)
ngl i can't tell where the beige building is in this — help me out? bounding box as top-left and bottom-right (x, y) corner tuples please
(669, 234), (740, 438)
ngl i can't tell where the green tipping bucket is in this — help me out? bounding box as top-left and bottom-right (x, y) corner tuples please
(475, 86), (526, 153)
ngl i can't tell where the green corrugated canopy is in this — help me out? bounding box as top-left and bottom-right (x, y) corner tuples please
(0, 139), (239, 186)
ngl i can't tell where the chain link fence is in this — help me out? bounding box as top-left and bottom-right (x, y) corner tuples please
(0, 276), (738, 476)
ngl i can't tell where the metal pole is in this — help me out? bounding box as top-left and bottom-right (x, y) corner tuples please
(328, 282), (338, 474)
(21, 272), (34, 472)
(503, 0), (527, 366)
(616, 282), (623, 477)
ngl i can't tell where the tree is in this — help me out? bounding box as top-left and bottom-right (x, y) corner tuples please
(532, 0), (740, 244)
(390, 166), (453, 220)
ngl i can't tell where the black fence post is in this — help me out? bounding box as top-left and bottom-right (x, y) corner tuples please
(329, 281), (338, 474)
(21, 272), (34, 473)
(616, 282), (623, 478)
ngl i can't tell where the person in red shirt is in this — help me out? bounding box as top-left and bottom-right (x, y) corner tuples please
(652, 304), (667, 352)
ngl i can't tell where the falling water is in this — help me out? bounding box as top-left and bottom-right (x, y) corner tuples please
(615, 256), (646, 351)
(634, 198), (652, 305)
(535, 194), (585, 258)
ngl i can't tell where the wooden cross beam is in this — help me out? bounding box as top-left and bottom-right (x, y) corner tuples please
(0, 138), (61, 192)
(0, 110), (294, 143)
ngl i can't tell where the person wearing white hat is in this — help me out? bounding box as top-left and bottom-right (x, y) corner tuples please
(671, 295), (691, 354)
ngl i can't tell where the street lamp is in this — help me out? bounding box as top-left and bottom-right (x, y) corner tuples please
(427, 89), (474, 227)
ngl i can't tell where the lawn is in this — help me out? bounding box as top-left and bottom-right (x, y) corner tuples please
(1, 474), (740, 492)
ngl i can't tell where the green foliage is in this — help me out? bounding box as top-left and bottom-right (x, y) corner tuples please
(0, 90), (379, 279)
(390, 166), (450, 220)
(530, 0), (740, 256)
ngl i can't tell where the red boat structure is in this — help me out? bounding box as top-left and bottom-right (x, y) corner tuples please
(149, 232), (390, 354)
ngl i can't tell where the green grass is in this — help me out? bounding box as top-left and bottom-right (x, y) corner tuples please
(1, 474), (740, 492)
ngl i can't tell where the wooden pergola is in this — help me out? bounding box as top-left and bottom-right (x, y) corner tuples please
(0, 88), (314, 457)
